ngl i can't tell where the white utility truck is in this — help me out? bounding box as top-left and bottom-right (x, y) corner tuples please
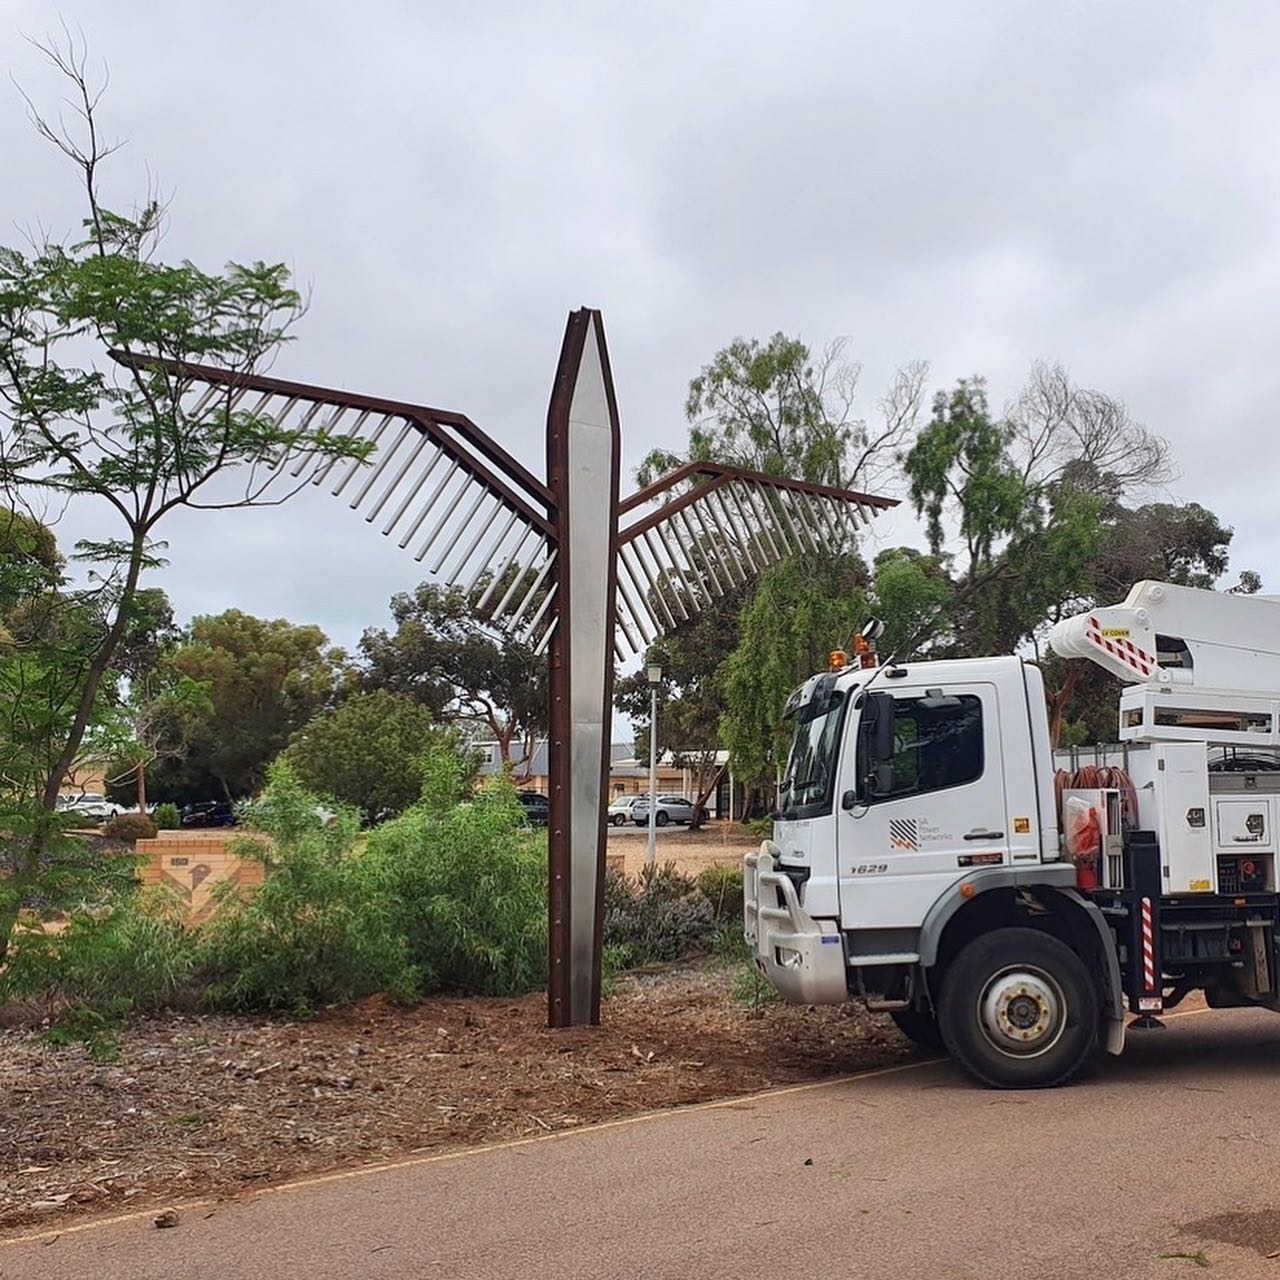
(744, 580), (1280, 1087)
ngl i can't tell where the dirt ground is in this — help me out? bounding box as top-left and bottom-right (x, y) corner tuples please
(0, 963), (913, 1236)
(606, 820), (758, 877)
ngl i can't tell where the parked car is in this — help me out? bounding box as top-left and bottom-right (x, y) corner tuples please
(607, 795), (643, 826)
(517, 791), (550, 827)
(631, 795), (696, 827)
(57, 792), (129, 820)
(180, 800), (236, 828)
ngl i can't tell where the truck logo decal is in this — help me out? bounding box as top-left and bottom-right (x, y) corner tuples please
(889, 818), (919, 850)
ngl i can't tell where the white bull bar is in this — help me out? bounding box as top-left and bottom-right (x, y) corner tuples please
(743, 841), (848, 1004)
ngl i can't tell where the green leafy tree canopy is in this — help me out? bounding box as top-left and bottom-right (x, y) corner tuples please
(282, 689), (464, 823)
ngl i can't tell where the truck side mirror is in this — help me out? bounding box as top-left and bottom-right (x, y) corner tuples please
(860, 691), (897, 798)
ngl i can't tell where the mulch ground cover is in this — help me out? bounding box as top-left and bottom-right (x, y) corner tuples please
(0, 962), (915, 1234)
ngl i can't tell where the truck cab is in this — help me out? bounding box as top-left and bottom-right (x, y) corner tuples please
(746, 654), (1108, 1088)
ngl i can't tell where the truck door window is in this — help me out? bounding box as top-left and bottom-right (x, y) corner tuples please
(877, 694), (984, 799)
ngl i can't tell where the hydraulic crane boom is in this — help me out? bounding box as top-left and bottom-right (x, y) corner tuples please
(1048, 580), (1280, 746)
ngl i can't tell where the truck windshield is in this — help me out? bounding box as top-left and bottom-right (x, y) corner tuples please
(779, 690), (847, 819)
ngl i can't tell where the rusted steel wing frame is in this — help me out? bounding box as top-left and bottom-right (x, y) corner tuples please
(616, 466), (896, 548)
(616, 459), (898, 519)
(108, 348), (555, 533)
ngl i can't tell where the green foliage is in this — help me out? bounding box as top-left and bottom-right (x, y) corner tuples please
(731, 960), (781, 1008)
(0, 804), (128, 962)
(165, 610), (351, 801)
(674, 333), (851, 486)
(102, 813), (158, 842)
(44, 1005), (124, 1063)
(603, 864), (715, 967)
(0, 40), (372, 967)
(638, 334), (922, 494)
(283, 690), (464, 823)
(907, 378), (1028, 569)
(1, 884), (195, 1021)
(152, 802), (180, 831)
(870, 547), (953, 658)
(361, 762), (546, 995)
(100, 667), (210, 810)
(360, 581), (546, 770)
(197, 763), (416, 1012)
(696, 865), (744, 923)
(709, 919), (749, 963)
(721, 553), (869, 789)
(0, 508), (62, 623)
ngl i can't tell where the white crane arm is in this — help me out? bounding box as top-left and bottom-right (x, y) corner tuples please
(1048, 581), (1280, 746)
(1049, 581), (1280, 694)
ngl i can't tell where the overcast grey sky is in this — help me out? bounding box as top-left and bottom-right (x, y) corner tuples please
(4, 2), (1278, 653)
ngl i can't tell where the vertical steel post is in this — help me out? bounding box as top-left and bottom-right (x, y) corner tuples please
(544, 309), (621, 1028)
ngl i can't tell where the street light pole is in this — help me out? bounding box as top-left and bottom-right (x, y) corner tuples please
(646, 662), (662, 866)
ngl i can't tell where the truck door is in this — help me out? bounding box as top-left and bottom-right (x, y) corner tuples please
(838, 682), (1009, 930)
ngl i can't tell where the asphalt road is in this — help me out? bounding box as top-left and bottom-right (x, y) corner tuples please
(7, 1005), (1280, 1279)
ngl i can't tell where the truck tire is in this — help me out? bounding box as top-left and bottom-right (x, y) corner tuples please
(938, 928), (1097, 1089)
(890, 1009), (945, 1055)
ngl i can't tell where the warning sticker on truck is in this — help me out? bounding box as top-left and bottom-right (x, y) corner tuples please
(1100, 627), (1131, 639)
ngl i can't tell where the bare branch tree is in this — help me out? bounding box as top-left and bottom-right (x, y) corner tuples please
(1007, 361), (1176, 497)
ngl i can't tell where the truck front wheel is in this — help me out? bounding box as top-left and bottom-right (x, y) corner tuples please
(938, 928), (1097, 1089)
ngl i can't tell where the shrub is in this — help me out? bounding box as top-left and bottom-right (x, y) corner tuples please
(1, 884), (196, 1020)
(196, 762), (418, 1012)
(604, 863), (715, 967)
(697, 865), (744, 923)
(742, 817), (773, 839)
(152, 802), (180, 831)
(710, 919), (749, 963)
(360, 752), (546, 996)
(102, 813), (158, 842)
(282, 690), (467, 823)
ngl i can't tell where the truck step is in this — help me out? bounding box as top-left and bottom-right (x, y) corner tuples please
(847, 952), (921, 967)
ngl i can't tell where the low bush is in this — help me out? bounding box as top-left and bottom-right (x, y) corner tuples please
(152, 802), (181, 831)
(696, 865), (744, 923)
(731, 959), (780, 1009)
(361, 752), (546, 996)
(196, 763), (418, 1013)
(5, 750), (550, 1027)
(1, 883), (196, 1021)
(102, 813), (157, 842)
(604, 863), (715, 967)
(741, 817), (773, 839)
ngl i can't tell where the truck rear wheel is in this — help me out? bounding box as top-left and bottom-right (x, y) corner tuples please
(938, 927), (1097, 1089)
(890, 1009), (945, 1055)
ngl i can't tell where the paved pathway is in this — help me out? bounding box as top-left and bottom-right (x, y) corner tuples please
(7, 1006), (1280, 1279)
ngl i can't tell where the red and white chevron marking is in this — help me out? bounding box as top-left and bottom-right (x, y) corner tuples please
(1140, 896), (1156, 990)
(1086, 616), (1155, 678)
